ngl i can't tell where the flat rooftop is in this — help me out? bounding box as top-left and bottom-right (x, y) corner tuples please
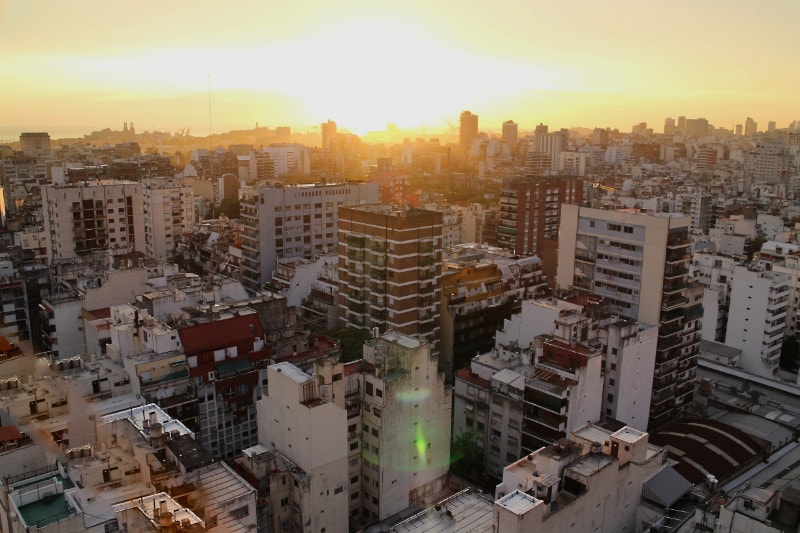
(390, 489), (494, 532)
(495, 490), (539, 516)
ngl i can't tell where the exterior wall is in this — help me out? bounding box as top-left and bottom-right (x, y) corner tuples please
(256, 363), (349, 533)
(41, 182), (144, 262)
(337, 206), (443, 355)
(725, 267), (789, 377)
(240, 182), (378, 290)
(603, 323), (658, 430)
(142, 178), (194, 261)
(359, 334), (452, 521)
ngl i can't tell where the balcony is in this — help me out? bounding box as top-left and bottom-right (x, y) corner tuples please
(661, 295), (688, 312)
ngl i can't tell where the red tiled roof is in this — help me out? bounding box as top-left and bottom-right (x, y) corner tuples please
(178, 314), (265, 354)
(0, 425), (23, 442)
(0, 337), (12, 352)
(455, 367), (491, 389)
(86, 307), (112, 320)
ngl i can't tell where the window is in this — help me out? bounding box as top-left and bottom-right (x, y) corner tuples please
(366, 382), (373, 395)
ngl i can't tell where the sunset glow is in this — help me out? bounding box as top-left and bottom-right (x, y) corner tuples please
(2, 0), (799, 138)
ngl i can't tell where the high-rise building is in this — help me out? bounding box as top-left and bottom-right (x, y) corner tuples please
(768, 121), (777, 133)
(337, 205), (442, 354)
(664, 117), (676, 135)
(459, 111), (479, 160)
(239, 182), (378, 291)
(19, 132), (51, 155)
(321, 119), (337, 150)
(356, 332), (452, 522)
(502, 120), (518, 146)
(41, 181), (144, 263)
(256, 361), (349, 531)
(557, 205), (702, 428)
(497, 175), (583, 257)
(684, 118), (709, 138)
(745, 116), (758, 136)
(744, 142), (790, 181)
(141, 177), (194, 262)
(368, 158), (410, 206)
(724, 266), (788, 378)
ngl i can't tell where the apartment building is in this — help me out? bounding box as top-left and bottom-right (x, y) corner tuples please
(41, 181), (145, 263)
(239, 182), (378, 291)
(497, 175), (583, 258)
(178, 313), (270, 459)
(557, 205), (701, 428)
(724, 266), (789, 377)
(255, 361), (349, 532)
(141, 177), (194, 261)
(357, 332), (452, 523)
(493, 424), (669, 533)
(338, 205), (442, 354)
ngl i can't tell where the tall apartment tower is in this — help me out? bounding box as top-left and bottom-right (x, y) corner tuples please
(745, 116), (758, 137)
(459, 111), (479, 160)
(533, 123), (563, 173)
(41, 181), (144, 263)
(256, 361), (349, 532)
(142, 177), (194, 261)
(724, 266), (789, 378)
(337, 205), (442, 355)
(239, 182), (378, 291)
(557, 205), (702, 428)
(502, 120), (518, 146)
(497, 175), (583, 257)
(357, 332), (452, 522)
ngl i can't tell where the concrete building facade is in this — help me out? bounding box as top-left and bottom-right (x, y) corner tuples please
(240, 182), (378, 291)
(338, 205), (442, 354)
(557, 205), (701, 428)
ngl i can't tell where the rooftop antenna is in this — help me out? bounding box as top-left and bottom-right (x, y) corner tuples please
(208, 74), (213, 152)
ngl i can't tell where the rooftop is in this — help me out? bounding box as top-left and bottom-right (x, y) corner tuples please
(271, 362), (312, 384)
(166, 434), (215, 471)
(389, 489), (494, 532)
(495, 490), (539, 515)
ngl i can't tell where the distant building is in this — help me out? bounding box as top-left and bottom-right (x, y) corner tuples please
(724, 266), (789, 377)
(18, 132), (50, 156)
(502, 120), (518, 146)
(460, 111), (479, 160)
(142, 177), (194, 262)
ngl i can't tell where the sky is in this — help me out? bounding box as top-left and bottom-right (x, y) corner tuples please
(2, 0), (799, 139)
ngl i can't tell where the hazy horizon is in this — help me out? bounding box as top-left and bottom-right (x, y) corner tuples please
(3, 0), (799, 140)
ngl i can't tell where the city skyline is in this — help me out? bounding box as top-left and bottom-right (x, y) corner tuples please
(2, 0), (799, 138)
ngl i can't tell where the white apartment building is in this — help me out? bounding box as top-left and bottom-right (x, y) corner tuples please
(249, 145), (310, 178)
(557, 205), (701, 428)
(493, 424), (669, 533)
(142, 177), (194, 261)
(256, 361), (349, 532)
(724, 266), (789, 377)
(690, 252), (738, 342)
(601, 321), (658, 430)
(240, 182), (378, 290)
(358, 332), (452, 522)
(41, 181), (145, 263)
(773, 255), (800, 338)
